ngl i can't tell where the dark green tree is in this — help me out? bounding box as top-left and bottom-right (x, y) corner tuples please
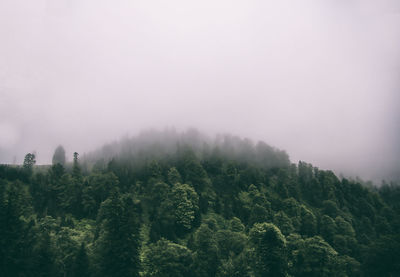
(71, 243), (90, 277)
(300, 205), (317, 237)
(167, 167), (182, 185)
(273, 211), (294, 236)
(23, 152), (36, 175)
(0, 181), (29, 276)
(142, 238), (193, 277)
(291, 236), (345, 277)
(72, 152), (82, 179)
(363, 234), (400, 276)
(96, 190), (140, 277)
(171, 183), (199, 232)
(192, 224), (219, 277)
(249, 222), (287, 277)
(32, 231), (56, 277)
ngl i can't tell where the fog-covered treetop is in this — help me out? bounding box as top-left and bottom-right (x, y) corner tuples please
(84, 128), (290, 169)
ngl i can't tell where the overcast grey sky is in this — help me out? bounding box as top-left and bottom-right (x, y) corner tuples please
(1, 0), (399, 182)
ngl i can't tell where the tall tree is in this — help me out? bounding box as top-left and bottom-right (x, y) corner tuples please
(52, 145), (66, 166)
(96, 190), (140, 277)
(72, 152), (82, 179)
(291, 236), (345, 277)
(168, 167), (182, 185)
(23, 153), (36, 175)
(0, 181), (29, 276)
(71, 243), (90, 277)
(171, 183), (199, 232)
(192, 224), (219, 277)
(249, 222), (287, 277)
(142, 238), (193, 277)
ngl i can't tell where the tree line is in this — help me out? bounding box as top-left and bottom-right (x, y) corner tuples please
(0, 132), (399, 276)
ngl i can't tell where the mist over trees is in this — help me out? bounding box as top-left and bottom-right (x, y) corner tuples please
(0, 129), (399, 276)
(85, 129), (290, 172)
(52, 145), (66, 166)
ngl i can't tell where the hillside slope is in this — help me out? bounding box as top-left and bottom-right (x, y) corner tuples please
(0, 130), (399, 276)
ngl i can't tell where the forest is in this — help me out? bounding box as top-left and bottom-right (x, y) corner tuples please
(0, 130), (399, 277)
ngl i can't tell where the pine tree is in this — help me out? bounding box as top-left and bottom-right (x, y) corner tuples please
(71, 243), (90, 277)
(96, 190), (140, 277)
(249, 222), (287, 277)
(52, 145), (66, 166)
(72, 152), (82, 179)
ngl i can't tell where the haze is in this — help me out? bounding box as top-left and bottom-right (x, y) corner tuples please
(1, 0), (399, 182)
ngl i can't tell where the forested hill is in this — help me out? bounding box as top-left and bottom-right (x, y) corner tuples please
(83, 129), (290, 171)
(1, 130), (400, 276)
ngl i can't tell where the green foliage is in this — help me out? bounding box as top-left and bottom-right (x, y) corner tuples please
(192, 224), (219, 277)
(23, 153), (36, 175)
(167, 167), (182, 185)
(363, 234), (400, 276)
(71, 243), (90, 277)
(320, 215), (337, 244)
(230, 217), (245, 232)
(95, 190), (140, 277)
(300, 205), (317, 237)
(72, 152), (82, 179)
(216, 229), (247, 258)
(273, 211), (294, 236)
(249, 222), (287, 277)
(290, 236), (344, 277)
(0, 180), (32, 275)
(171, 183), (199, 231)
(1, 133), (399, 276)
(142, 238), (193, 277)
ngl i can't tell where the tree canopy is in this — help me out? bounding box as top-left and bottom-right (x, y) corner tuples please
(0, 131), (399, 276)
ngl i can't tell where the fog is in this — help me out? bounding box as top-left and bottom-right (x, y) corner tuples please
(1, 0), (399, 182)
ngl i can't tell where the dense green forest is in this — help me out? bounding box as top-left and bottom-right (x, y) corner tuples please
(1, 130), (399, 276)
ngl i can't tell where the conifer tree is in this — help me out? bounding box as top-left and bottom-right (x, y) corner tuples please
(52, 145), (66, 166)
(96, 190), (140, 277)
(249, 222), (287, 277)
(71, 243), (90, 277)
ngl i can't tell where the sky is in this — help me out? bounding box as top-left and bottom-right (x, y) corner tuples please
(0, 0), (399, 182)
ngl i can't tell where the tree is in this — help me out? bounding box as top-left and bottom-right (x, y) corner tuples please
(230, 217), (245, 233)
(32, 231), (56, 277)
(320, 215), (337, 244)
(142, 238), (193, 277)
(335, 216), (355, 237)
(53, 227), (80, 276)
(192, 224), (219, 277)
(300, 205), (317, 237)
(23, 153), (36, 174)
(363, 234), (400, 276)
(60, 174), (84, 217)
(249, 222), (287, 277)
(72, 152), (82, 179)
(83, 172), (119, 217)
(182, 158), (210, 192)
(216, 252), (252, 277)
(52, 145), (66, 166)
(0, 181), (30, 276)
(71, 243), (90, 277)
(171, 183), (199, 232)
(3, 129), (400, 277)
(323, 200), (339, 218)
(96, 190), (140, 277)
(168, 167), (182, 185)
(291, 236), (345, 277)
(273, 211), (294, 236)
(216, 229), (247, 258)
